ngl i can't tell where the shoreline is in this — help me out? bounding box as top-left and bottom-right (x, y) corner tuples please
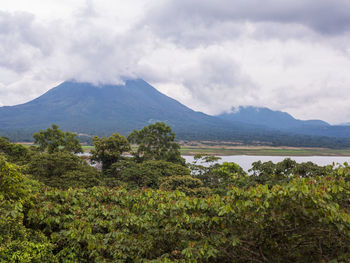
(179, 146), (350, 156)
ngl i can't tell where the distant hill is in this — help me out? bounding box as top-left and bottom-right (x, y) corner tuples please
(217, 106), (329, 130)
(338, 122), (350, 126)
(1, 79), (350, 148)
(217, 106), (350, 139)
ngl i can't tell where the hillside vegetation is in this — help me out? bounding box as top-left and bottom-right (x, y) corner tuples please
(0, 123), (349, 262)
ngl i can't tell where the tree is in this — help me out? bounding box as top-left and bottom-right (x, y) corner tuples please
(26, 151), (100, 189)
(33, 124), (82, 154)
(128, 122), (184, 164)
(108, 159), (190, 189)
(210, 162), (249, 194)
(188, 153), (222, 186)
(90, 133), (130, 173)
(294, 161), (330, 177)
(249, 158), (331, 187)
(189, 155), (249, 194)
(159, 175), (211, 196)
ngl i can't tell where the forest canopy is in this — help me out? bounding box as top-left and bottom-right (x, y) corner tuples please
(0, 123), (349, 262)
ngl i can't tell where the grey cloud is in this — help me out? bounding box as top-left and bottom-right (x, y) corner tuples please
(75, 0), (98, 18)
(0, 7), (156, 85)
(2, 1), (350, 124)
(0, 7), (158, 106)
(145, 0), (350, 39)
(0, 11), (54, 72)
(183, 55), (257, 105)
(64, 25), (154, 84)
(139, 50), (260, 115)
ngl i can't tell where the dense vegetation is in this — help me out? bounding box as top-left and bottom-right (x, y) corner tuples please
(0, 123), (349, 262)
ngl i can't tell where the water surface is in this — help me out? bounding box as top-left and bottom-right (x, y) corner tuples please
(183, 155), (350, 172)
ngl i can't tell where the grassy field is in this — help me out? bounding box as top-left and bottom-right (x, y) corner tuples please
(82, 145), (94, 151)
(178, 141), (350, 156)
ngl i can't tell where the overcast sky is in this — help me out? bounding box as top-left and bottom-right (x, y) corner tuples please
(1, 0), (350, 124)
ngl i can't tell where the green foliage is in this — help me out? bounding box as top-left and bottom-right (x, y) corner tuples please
(159, 175), (211, 196)
(249, 158), (332, 187)
(249, 160), (284, 186)
(24, 172), (350, 262)
(26, 151), (100, 189)
(90, 133), (130, 173)
(0, 157), (31, 201)
(188, 154), (222, 185)
(295, 161), (331, 177)
(210, 162), (249, 194)
(128, 122), (184, 164)
(0, 137), (30, 164)
(0, 157), (56, 262)
(2, 124), (350, 262)
(189, 155), (249, 194)
(33, 124), (83, 154)
(107, 159), (190, 189)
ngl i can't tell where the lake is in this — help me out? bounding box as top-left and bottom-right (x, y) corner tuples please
(81, 153), (350, 172)
(183, 155), (350, 172)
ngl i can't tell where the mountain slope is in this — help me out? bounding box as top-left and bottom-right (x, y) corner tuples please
(1, 80), (350, 148)
(0, 79), (257, 138)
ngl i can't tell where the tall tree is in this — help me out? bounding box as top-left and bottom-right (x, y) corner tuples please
(27, 151), (100, 189)
(128, 122), (184, 164)
(90, 133), (130, 173)
(33, 124), (83, 154)
(108, 159), (190, 189)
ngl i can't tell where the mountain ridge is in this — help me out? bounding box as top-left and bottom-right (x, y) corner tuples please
(1, 79), (350, 148)
(0, 79), (254, 137)
(217, 106), (330, 130)
(216, 106), (350, 139)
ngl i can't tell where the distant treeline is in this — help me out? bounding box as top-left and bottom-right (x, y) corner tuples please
(2, 126), (350, 148)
